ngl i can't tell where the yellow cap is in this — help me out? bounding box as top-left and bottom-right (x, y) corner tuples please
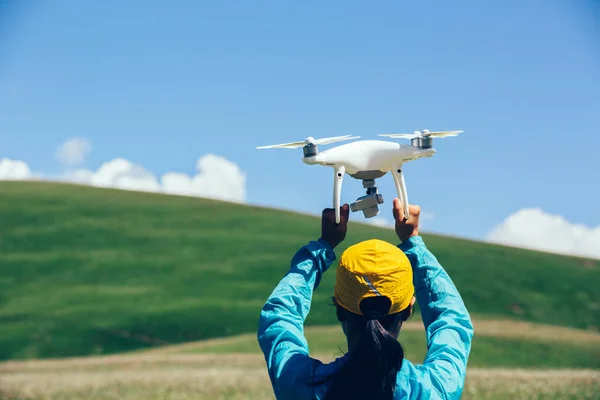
(333, 239), (414, 316)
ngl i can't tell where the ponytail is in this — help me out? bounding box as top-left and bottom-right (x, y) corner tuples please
(320, 296), (410, 400)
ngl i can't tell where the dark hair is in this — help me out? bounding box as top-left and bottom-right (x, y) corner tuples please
(320, 296), (412, 400)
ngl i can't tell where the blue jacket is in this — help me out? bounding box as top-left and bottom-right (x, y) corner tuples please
(257, 236), (474, 399)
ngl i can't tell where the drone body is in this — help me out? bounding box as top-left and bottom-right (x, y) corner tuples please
(257, 130), (462, 223)
(302, 139), (435, 176)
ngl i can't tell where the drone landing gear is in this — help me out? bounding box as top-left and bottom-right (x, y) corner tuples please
(332, 166), (410, 223)
(349, 179), (385, 219)
(333, 165), (346, 224)
(391, 165), (410, 220)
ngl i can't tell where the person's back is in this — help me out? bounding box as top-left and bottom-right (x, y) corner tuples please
(257, 199), (474, 399)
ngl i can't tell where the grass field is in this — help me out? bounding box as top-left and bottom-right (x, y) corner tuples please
(2, 320), (600, 400)
(1, 181), (599, 361)
(2, 357), (599, 400)
(1, 181), (599, 399)
(2, 319), (600, 399)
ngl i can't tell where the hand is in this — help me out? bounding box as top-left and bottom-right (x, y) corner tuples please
(321, 204), (349, 249)
(393, 198), (420, 242)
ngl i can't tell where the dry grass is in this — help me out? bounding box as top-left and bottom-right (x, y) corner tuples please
(468, 318), (600, 344)
(142, 317), (600, 354)
(462, 369), (600, 400)
(1, 353), (599, 400)
(2, 319), (599, 399)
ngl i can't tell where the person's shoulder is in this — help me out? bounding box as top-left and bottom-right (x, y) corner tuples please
(304, 354), (348, 397)
(313, 353), (349, 379)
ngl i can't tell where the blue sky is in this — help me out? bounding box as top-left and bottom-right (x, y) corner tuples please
(1, 1), (599, 256)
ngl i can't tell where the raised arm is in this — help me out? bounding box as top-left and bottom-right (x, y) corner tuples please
(393, 200), (474, 399)
(400, 236), (473, 395)
(257, 205), (349, 400)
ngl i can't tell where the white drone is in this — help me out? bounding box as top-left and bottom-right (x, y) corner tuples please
(257, 129), (463, 223)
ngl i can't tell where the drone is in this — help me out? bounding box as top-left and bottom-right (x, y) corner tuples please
(257, 129), (463, 223)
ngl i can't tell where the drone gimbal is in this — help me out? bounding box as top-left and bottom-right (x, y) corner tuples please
(349, 179), (384, 219)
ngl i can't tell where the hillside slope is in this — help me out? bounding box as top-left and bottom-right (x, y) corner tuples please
(0, 181), (598, 360)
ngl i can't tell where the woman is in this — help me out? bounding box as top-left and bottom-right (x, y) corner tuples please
(257, 199), (473, 399)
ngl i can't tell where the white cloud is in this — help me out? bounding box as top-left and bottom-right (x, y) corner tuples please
(55, 137), (92, 167)
(60, 169), (95, 184)
(486, 208), (600, 259)
(0, 158), (32, 180)
(161, 154), (246, 202)
(2, 138), (247, 203)
(61, 155), (246, 202)
(87, 158), (161, 192)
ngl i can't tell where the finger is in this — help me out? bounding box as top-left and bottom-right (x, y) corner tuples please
(392, 198), (402, 221)
(398, 201), (407, 221)
(340, 203), (350, 224)
(322, 208), (336, 222)
(409, 204), (421, 217)
(335, 204), (347, 225)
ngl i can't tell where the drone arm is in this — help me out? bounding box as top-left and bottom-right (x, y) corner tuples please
(391, 165), (410, 220)
(333, 165), (345, 224)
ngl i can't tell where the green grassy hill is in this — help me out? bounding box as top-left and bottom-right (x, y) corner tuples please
(1, 181), (599, 361)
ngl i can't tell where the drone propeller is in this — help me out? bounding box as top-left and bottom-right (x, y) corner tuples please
(378, 131), (422, 140)
(379, 129), (463, 140)
(256, 134), (360, 149)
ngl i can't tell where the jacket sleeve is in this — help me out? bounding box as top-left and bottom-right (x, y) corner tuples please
(257, 238), (337, 400)
(398, 236), (474, 400)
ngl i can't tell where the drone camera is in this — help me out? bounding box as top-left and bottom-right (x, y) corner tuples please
(350, 188), (384, 219)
